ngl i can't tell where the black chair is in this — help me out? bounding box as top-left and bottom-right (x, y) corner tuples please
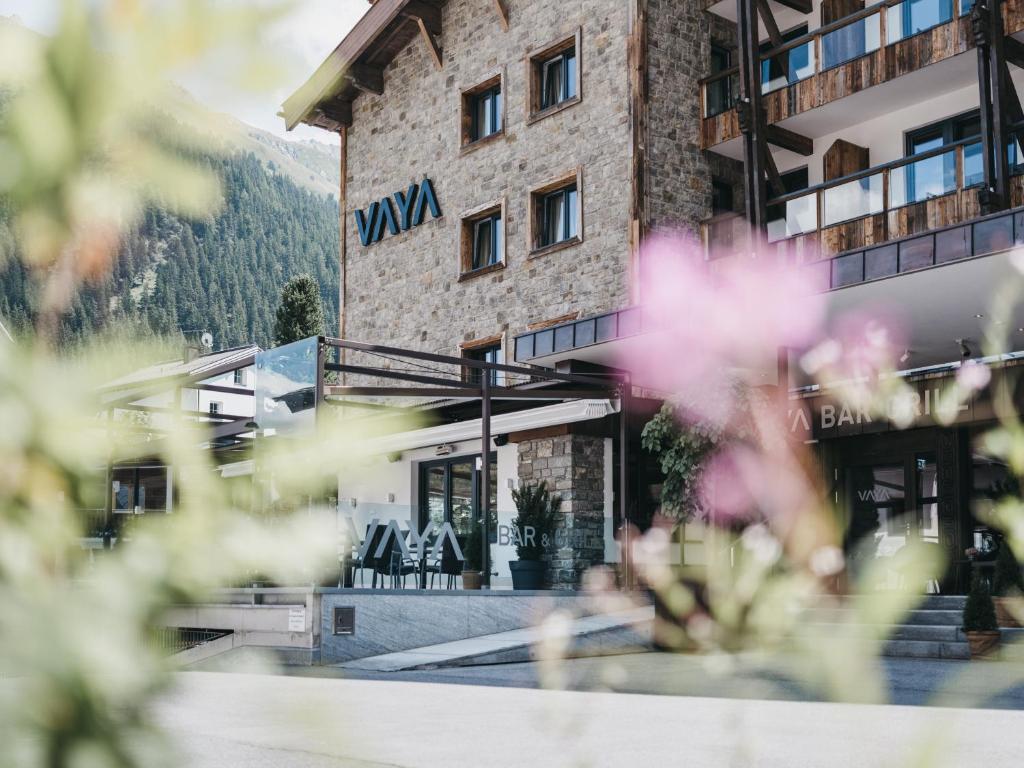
(373, 533), (417, 589)
(359, 524), (387, 588)
(426, 537), (464, 590)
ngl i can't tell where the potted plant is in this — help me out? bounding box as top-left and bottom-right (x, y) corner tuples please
(963, 572), (1001, 659)
(992, 544), (1023, 628)
(509, 481), (560, 591)
(461, 523), (483, 590)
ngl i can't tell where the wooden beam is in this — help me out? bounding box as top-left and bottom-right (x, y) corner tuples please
(1004, 35), (1024, 69)
(765, 124), (813, 156)
(773, 0), (812, 13)
(344, 63), (384, 95)
(755, 0), (789, 78)
(493, 0), (510, 31)
(402, 0), (442, 35)
(319, 99), (352, 127)
(418, 18), (443, 69)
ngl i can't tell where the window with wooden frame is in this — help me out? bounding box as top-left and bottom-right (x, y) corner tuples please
(459, 200), (506, 279)
(461, 74), (504, 149)
(461, 336), (504, 386)
(528, 30), (582, 122)
(530, 169), (582, 255)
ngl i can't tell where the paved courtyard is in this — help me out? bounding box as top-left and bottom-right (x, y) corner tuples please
(166, 652), (1024, 766)
(158, 665), (1024, 768)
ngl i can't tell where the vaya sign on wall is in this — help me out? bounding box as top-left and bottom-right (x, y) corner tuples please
(354, 178), (442, 247)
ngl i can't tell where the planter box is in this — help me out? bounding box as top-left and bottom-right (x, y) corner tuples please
(995, 598), (1022, 628)
(965, 630), (1001, 659)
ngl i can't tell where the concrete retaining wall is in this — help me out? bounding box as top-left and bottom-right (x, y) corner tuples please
(319, 589), (598, 664)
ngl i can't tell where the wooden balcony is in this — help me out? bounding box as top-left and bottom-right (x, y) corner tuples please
(700, 0), (1024, 150)
(703, 139), (1024, 286)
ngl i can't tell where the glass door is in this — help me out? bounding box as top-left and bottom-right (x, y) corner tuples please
(845, 450), (944, 591)
(418, 455), (498, 540)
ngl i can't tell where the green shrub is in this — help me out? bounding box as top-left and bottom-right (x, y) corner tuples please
(992, 544), (1024, 597)
(463, 522), (483, 572)
(510, 481), (560, 561)
(963, 573), (999, 632)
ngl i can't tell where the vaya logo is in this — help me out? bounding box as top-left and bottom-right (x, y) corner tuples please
(858, 488), (892, 503)
(354, 178), (442, 247)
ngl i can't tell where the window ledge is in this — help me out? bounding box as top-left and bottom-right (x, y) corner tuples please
(461, 131), (506, 156)
(528, 96), (581, 126)
(529, 236), (582, 260)
(458, 261), (506, 282)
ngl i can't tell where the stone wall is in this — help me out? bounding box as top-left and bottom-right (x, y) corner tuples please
(517, 432), (605, 588)
(342, 0), (634, 368)
(645, 0), (743, 235)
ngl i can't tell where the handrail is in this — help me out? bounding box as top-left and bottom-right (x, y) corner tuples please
(699, 0), (968, 91)
(767, 136), (980, 207)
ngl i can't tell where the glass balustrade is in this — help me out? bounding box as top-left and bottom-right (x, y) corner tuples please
(887, 0), (955, 43)
(821, 14), (881, 69)
(822, 174), (884, 227)
(761, 41), (815, 93)
(890, 147), (957, 207)
(766, 193), (818, 243)
(963, 141), (984, 188)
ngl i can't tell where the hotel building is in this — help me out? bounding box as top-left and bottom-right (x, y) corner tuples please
(284, 0), (1024, 593)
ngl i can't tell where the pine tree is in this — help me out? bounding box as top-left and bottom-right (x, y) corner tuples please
(274, 274), (325, 347)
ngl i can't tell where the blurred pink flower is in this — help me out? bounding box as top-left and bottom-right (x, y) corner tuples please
(623, 234), (823, 426)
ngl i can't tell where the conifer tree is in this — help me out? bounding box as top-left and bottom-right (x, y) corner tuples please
(274, 274), (325, 347)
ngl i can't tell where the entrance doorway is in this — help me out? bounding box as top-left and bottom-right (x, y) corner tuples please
(840, 431), (950, 592)
(418, 454), (498, 544)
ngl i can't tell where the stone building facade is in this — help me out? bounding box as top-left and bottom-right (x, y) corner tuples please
(285, 0), (725, 587)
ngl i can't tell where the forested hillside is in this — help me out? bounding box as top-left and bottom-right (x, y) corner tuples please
(0, 150), (340, 349)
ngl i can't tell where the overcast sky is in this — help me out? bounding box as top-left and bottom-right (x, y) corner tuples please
(0, 0), (368, 142)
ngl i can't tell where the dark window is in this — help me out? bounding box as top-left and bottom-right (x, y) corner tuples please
(112, 466), (168, 514)
(540, 184), (578, 247)
(233, 369), (246, 386)
(712, 179), (734, 214)
(463, 342), (503, 386)
(706, 45), (736, 117)
(209, 401), (222, 415)
(470, 212), (503, 271)
(470, 85), (502, 142)
(766, 167), (808, 226)
(540, 47), (577, 109)
(418, 454), (498, 545)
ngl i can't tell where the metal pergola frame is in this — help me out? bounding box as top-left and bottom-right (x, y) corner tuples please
(318, 337), (632, 588)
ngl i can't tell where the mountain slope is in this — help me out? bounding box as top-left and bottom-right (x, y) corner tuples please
(0, 15), (341, 350)
(0, 151), (340, 349)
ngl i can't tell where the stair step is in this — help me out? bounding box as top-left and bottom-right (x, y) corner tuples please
(808, 623), (964, 641)
(807, 608), (964, 625)
(882, 639), (970, 660)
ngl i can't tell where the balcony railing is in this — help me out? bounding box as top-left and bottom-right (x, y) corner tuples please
(763, 137), (1022, 245)
(701, 0), (990, 123)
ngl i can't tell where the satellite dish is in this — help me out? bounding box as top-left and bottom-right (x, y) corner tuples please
(201, 332), (214, 350)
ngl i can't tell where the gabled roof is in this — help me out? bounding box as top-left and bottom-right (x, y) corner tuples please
(281, 0), (445, 133)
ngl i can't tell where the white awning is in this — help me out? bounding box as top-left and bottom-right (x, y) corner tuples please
(367, 398), (620, 454)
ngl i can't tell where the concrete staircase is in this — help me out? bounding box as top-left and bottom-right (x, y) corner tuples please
(809, 596), (969, 660)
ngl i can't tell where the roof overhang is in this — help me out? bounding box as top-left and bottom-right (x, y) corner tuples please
(365, 398), (621, 454)
(281, 0), (444, 133)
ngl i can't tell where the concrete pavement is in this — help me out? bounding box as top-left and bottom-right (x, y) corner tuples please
(157, 670), (1024, 767)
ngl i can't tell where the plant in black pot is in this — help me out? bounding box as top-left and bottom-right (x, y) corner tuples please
(509, 481), (560, 591)
(992, 543), (1024, 628)
(461, 521), (484, 590)
(963, 572), (1001, 659)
